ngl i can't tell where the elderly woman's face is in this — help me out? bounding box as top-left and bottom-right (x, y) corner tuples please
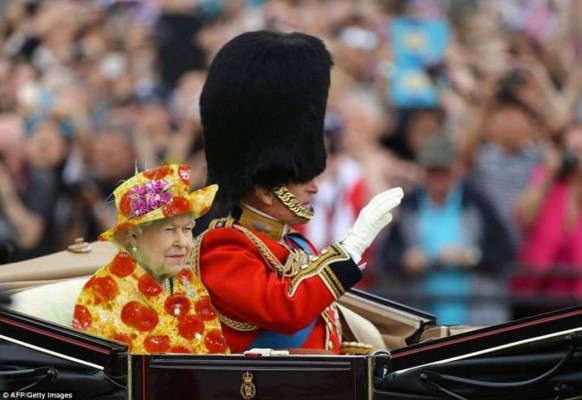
(134, 214), (195, 282)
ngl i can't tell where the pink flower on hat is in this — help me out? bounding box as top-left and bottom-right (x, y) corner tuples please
(130, 179), (172, 218)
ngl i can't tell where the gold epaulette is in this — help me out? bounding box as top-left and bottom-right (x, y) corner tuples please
(288, 243), (351, 299)
(208, 217), (235, 229)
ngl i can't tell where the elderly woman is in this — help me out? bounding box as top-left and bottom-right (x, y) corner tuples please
(71, 164), (229, 354)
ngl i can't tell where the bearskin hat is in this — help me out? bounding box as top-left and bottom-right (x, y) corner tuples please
(200, 30), (333, 208)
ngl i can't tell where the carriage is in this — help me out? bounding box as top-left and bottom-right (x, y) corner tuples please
(1, 240), (581, 399)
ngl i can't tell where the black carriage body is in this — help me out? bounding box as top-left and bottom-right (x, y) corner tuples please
(131, 354), (375, 400)
(0, 309), (127, 399)
(378, 305), (582, 400)
(2, 297), (582, 400)
(0, 308), (378, 400)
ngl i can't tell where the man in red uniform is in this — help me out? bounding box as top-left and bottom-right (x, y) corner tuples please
(195, 30), (403, 354)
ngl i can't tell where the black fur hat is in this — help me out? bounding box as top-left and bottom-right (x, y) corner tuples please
(200, 30), (333, 208)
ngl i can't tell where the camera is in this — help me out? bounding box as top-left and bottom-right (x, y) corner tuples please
(559, 150), (579, 176)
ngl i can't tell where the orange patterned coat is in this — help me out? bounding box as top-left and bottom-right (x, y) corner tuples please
(72, 251), (229, 354)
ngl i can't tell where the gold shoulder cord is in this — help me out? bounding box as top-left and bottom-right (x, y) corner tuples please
(232, 224), (303, 278)
(192, 218), (258, 332)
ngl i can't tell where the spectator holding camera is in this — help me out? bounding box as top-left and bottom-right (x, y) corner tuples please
(375, 134), (513, 326)
(513, 122), (582, 305)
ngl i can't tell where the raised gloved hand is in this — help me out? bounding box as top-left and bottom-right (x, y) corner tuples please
(341, 187), (404, 260)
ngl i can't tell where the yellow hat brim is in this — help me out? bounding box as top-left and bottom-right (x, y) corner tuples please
(98, 184), (218, 242)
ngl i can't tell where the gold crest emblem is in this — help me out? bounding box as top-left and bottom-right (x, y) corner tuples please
(240, 371), (256, 400)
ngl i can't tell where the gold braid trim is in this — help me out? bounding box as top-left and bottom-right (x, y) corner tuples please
(191, 233), (204, 278)
(321, 308), (335, 333)
(321, 306), (343, 351)
(321, 268), (345, 299)
(272, 185), (314, 220)
(192, 217), (259, 332)
(232, 224), (303, 278)
(218, 313), (258, 332)
(288, 243), (351, 299)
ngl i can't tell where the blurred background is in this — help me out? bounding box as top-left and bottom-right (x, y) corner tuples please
(1, 0), (582, 326)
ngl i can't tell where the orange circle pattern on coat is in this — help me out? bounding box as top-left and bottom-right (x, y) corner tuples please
(138, 274), (163, 297)
(72, 305), (92, 330)
(195, 296), (217, 321)
(205, 329), (229, 353)
(89, 276), (119, 304)
(109, 252), (136, 278)
(169, 345), (190, 353)
(110, 333), (134, 352)
(165, 294), (191, 318)
(176, 269), (193, 282)
(177, 315), (204, 340)
(74, 253), (230, 355)
(144, 334), (171, 353)
(121, 301), (159, 332)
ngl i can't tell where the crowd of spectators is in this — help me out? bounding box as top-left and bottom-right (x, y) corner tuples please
(1, 0), (582, 325)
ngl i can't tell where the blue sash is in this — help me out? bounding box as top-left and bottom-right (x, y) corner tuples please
(248, 232), (317, 350)
(248, 319), (317, 349)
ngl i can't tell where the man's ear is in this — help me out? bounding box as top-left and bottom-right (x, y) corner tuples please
(254, 185), (275, 207)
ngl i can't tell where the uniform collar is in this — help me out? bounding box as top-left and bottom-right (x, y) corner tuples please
(236, 203), (289, 241)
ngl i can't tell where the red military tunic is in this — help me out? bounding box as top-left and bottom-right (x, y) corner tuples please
(193, 207), (363, 354)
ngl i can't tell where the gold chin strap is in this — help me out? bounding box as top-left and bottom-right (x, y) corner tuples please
(272, 185), (315, 220)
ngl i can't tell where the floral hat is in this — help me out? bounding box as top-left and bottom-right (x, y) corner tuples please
(99, 164), (218, 242)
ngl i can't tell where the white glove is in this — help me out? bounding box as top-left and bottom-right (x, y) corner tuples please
(341, 187), (404, 260)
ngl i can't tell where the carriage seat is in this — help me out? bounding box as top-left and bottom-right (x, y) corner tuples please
(6, 278), (88, 327)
